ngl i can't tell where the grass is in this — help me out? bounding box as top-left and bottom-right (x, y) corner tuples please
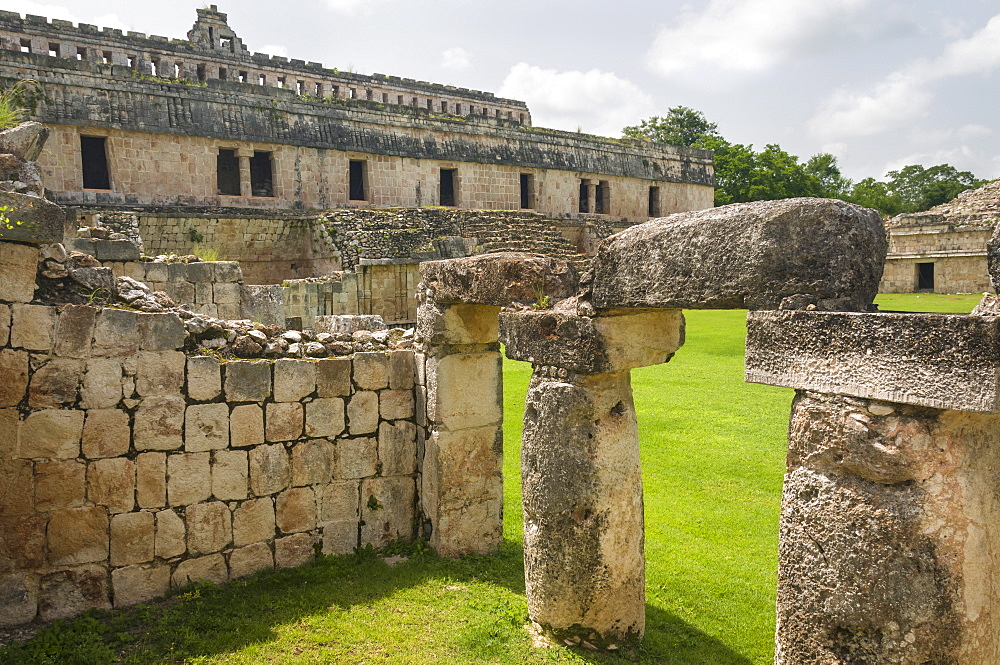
(0, 294), (979, 664)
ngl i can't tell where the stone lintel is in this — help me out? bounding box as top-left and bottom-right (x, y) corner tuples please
(420, 252), (577, 306)
(500, 307), (684, 374)
(746, 310), (1000, 412)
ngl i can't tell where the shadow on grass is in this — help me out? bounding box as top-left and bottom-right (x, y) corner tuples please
(0, 541), (752, 665)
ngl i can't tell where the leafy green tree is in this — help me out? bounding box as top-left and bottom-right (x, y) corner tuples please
(884, 164), (984, 213)
(622, 106), (719, 147)
(804, 153), (852, 199)
(845, 177), (903, 217)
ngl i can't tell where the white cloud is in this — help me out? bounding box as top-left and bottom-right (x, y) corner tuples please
(324, 0), (378, 15)
(498, 63), (655, 137)
(258, 44), (289, 58)
(441, 47), (471, 71)
(2, 1), (128, 30)
(646, 0), (870, 76)
(928, 14), (1000, 78)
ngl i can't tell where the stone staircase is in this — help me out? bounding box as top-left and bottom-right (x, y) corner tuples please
(461, 216), (593, 274)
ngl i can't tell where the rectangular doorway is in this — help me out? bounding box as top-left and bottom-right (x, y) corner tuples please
(917, 262), (935, 291)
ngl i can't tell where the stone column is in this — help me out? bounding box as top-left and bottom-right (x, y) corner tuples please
(236, 146), (253, 198)
(501, 306), (684, 643)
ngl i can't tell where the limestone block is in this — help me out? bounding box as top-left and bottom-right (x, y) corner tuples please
(249, 443), (291, 496)
(34, 460), (85, 511)
(336, 437), (377, 479)
(0, 573), (38, 625)
(346, 391), (378, 435)
(419, 252), (577, 305)
(187, 356), (221, 401)
(137, 313), (187, 351)
(53, 305), (96, 358)
(425, 352), (501, 431)
(746, 310), (1000, 413)
(185, 403), (230, 452)
(154, 509), (186, 559)
(186, 501), (232, 555)
(80, 358), (123, 409)
(10, 304), (56, 351)
(167, 452), (211, 506)
(18, 409), (84, 459)
(265, 402), (303, 442)
(229, 542), (273, 579)
(212, 449), (248, 500)
(87, 458), (135, 514)
(134, 396), (185, 451)
(276, 487), (316, 534)
(232, 498), (275, 546)
(0, 122), (47, 161)
(321, 521), (358, 555)
(500, 307), (685, 375)
(47, 506), (108, 566)
(416, 303), (501, 346)
(0, 303), (8, 346)
(38, 565), (110, 621)
(224, 361), (272, 402)
(112, 564), (171, 608)
(136, 452), (166, 508)
(378, 421), (417, 477)
(0, 514), (46, 570)
(213, 262), (243, 283)
(28, 358), (83, 408)
(353, 352), (389, 390)
(291, 439), (335, 487)
(110, 512), (154, 565)
(82, 409), (131, 459)
(360, 477), (414, 548)
(275, 533), (314, 568)
(388, 351), (415, 390)
(273, 359), (316, 402)
(143, 262), (169, 283)
(136, 351), (186, 396)
(172, 553), (228, 588)
(163, 280), (194, 305)
(194, 281), (212, 305)
(0, 241), (38, 303)
(989, 222), (1000, 293)
(379, 390), (414, 421)
(183, 262), (215, 283)
(319, 481), (360, 523)
(230, 404), (264, 447)
(0, 349), (27, 407)
(213, 282), (241, 305)
(317, 357), (351, 397)
(304, 398), (344, 439)
(92, 308), (140, 357)
(0, 458), (32, 516)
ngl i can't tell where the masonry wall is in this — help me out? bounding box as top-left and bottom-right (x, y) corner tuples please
(880, 221), (993, 293)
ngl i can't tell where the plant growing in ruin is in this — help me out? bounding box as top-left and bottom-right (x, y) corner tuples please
(0, 78), (41, 129)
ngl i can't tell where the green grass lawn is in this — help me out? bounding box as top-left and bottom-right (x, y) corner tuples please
(0, 294), (980, 665)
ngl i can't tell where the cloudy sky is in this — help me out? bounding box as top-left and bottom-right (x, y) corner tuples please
(7, 0), (1000, 181)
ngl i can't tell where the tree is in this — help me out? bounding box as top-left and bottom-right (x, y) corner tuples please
(622, 106), (719, 147)
(804, 153), (852, 199)
(884, 164), (984, 214)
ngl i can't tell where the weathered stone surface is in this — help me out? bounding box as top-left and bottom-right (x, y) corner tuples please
(112, 564), (171, 608)
(0, 514), (46, 570)
(167, 452), (211, 506)
(275, 533), (314, 568)
(155, 509), (186, 559)
(360, 477), (414, 548)
(230, 404), (264, 447)
(336, 437), (377, 479)
(0, 459), (33, 516)
(91, 308), (140, 357)
(34, 460), (85, 511)
(0, 348), (28, 407)
(233, 498), (275, 547)
(378, 421), (417, 476)
(87, 458), (135, 514)
(0, 191), (64, 244)
(425, 352), (502, 431)
(187, 501), (232, 555)
(321, 521), (358, 555)
(136, 351), (186, 396)
(28, 358), (82, 408)
(47, 507), (108, 566)
(80, 358), (123, 409)
(273, 359), (316, 402)
(265, 402), (303, 442)
(388, 351), (415, 390)
(229, 542), (273, 579)
(0, 303), (9, 346)
(590, 198), (886, 311)
(304, 397), (345, 439)
(138, 312), (187, 351)
(249, 443), (291, 496)
(0, 573), (38, 625)
(379, 390), (414, 421)
(38, 565), (110, 621)
(0, 122), (48, 161)
(316, 357), (351, 397)
(82, 409), (131, 458)
(136, 452), (166, 508)
(10, 304), (55, 351)
(186, 356), (222, 401)
(110, 512), (154, 565)
(18, 409), (84, 459)
(746, 310), (1000, 412)
(313, 314), (386, 334)
(420, 252), (577, 306)
(134, 396), (185, 450)
(172, 554), (228, 588)
(291, 439), (335, 487)
(416, 302), (500, 346)
(319, 481), (359, 523)
(53, 305), (96, 358)
(353, 352), (389, 390)
(346, 391), (379, 435)
(185, 403), (230, 452)
(224, 361), (271, 402)
(276, 487), (316, 534)
(988, 222), (1000, 293)
(0, 241), (37, 303)
(212, 449), (248, 501)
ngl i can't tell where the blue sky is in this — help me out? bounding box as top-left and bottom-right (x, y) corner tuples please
(7, 0), (1000, 182)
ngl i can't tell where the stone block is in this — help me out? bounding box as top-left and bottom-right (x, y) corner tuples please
(317, 357), (351, 397)
(273, 359), (316, 402)
(0, 303), (8, 346)
(80, 358), (123, 409)
(0, 573), (38, 625)
(0, 459), (32, 516)
(18, 409), (84, 459)
(0, 349), (27, 407)
(379, 390), (414, 421)
(47, 507), (108, 566)
(217, 303), (241, 320)
(87, 458), (135, 514)
(225, 361), (271, 402)
(321, 521), (358, 555)
(154, 509), (186, 559)
(134, 396), (185, 450)
(353, 352), (389, 390)
(212, 449), (248, 500)
(232, 498), (276, 546)
(291, 439), (335, 487)
(136, 351), (186, 396)
(186, 501), (232, 555)
(360, 477), (414, 548)
(379, 421), (417, 476)
(213, 261), (243, 283)
(112, 564), (171, 608)
(419, 252), (577, 306)
(304, 398), (344, 439)
(266, 402), (303, 442)
(195, 281), (212, 304)
(172, 554), (228, 588)
(138, 313), (187, 351)
(110, 512), (154, 565)
(230, 404), (264, 447)
(82, 409), (130, 458)
(319, 480), (359, 523)
(416, 303), (501, 346)
(388, 351), (415, 390)
(38, 565), (110, 621)
(28, 358), (83, 408)
(0, 514), (46, 570)
(590, 198), (885, 311)
(229, 542), (273, 579)
(0, 122), (47, 161)
(10, 304), (56, 351)
(143, 262), (169, 283)
(346, 391), (378, 435)
(66, 238), (140, 261)
(184, 261), (215, 283)
(34, 460), (85, 511)
(0, 241), (38, 303)
(185, 403), (230, 452)
(275, 533), (314, 568)
(249, 444), (291, 496)
(163, 280), (194, 305)
(336, 437), (377, 479)
(92, 308), (140, 357)
(53, 305), (96, 357)
(167, 452), (211, 506)
(136, 452), (166, 508)
(186, 356), (221, 401)
(313, 315), (386, 334)
(425, 353), (501, 431)
(746, 310), (1000, 412)
(276, 487), (316, 534)
(213, 282), (241, 305)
